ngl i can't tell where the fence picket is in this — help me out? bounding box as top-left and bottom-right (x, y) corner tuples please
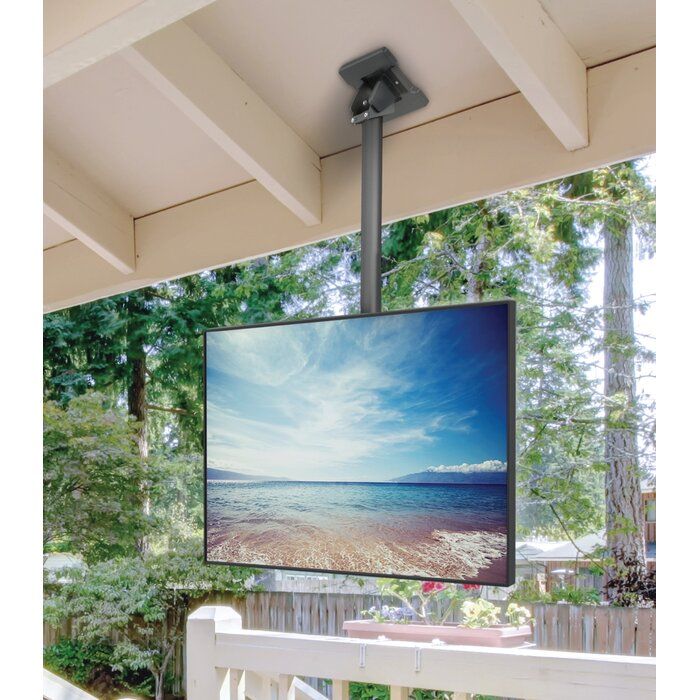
(581, 606), (595, 653)
(594, 606), (609, 653)
(568, 605), (582, 652)
(544, 605), (557, 650)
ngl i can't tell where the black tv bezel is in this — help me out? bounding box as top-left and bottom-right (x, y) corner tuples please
(203, 300), (516, 586)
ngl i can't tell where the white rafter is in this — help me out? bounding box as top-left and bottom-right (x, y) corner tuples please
(121, 21), (322, 226)
(44, 147), (135, 274)
(449, 0), (588, 150)
(44, 0), (218, 88)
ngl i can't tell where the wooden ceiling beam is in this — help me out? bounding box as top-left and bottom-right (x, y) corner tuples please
(44, 0), (218, 88)
(44, 147), (135, 274)
(448, 0), (588, 150)
(121, 21), (322, 226)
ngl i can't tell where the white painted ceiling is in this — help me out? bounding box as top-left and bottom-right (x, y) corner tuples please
(43, 0), (655, 249)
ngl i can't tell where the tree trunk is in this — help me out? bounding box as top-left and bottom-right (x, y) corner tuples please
(125, 304), (150, 552)
(603, 218), (646, 595)
(128, 354), (148, 459)
(154, 670), (164, 700)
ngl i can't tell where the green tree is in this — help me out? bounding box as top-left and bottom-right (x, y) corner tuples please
(555, 163), (655, 599)
(43, 393), (148, 562)
(44, 541), (258, 700)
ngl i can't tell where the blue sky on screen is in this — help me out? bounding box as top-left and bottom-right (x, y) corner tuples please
(206, 305), (509, 482)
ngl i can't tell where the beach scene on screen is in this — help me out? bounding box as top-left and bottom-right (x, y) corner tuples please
(206, 304), (510, 583)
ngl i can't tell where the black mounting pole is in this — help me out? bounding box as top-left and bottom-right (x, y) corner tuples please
(360, 117), (383, 314)
(339, 47), (428, 315)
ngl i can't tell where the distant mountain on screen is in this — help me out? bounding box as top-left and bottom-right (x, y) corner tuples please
(206, 467), (287, 482)
(390, 460), (507, 485)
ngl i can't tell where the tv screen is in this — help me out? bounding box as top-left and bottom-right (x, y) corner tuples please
(205, 301), (515, 585)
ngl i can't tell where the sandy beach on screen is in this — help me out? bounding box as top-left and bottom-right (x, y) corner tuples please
(208, 527), (507, 580)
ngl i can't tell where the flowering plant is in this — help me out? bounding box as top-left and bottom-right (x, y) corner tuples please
(459, 600), (534, 629)
(362, 605), (414, 624)
(364, 579), (481, 625)
(505, 603), (532, 627)
(460, 599), (500, 628)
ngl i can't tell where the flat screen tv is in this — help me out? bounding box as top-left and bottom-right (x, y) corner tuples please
(205, 301), (515, 585)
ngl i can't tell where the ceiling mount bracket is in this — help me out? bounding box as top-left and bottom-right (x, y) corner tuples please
(339, 47), (428, 125)
(339, 47), (428, 314)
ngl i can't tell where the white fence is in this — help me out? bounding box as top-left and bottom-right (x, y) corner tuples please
(187, 606), (656, 700)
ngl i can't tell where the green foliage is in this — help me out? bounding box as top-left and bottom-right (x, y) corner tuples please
(550, 585), (602, 605)
(44, 639), (114, 687)
(508, 579), (601, 605)
(44, 540), (258, 698)
(43, 639), (153, 698)
(148, 453), (204, 548)
(350, 681), (390, 700)
(43, 393), (148, 562)
(348, 683), (455, 700)
(347, 683), (494, 700)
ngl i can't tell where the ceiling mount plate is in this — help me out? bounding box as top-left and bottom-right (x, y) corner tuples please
(339, 47), (428, 124)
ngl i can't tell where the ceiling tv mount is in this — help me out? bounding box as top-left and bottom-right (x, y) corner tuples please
(339, 47), (428, 313)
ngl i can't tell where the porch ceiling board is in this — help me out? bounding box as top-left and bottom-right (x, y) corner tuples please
(44, 49), (655, 312)
(121, 21), (322, 226)
(43, 0), (219, 88)
(448, 0), (588, 151)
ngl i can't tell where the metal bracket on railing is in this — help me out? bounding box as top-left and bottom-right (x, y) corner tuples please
(359, 643), (367, 669)
(339, 47), (428, 314)
(414, 647), (422, 673)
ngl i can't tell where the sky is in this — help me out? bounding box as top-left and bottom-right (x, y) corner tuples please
(206, 304), (510, 482)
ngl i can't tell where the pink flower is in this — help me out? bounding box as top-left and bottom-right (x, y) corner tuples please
(421, 581), (446, 594)
(463, 584), (480, 590)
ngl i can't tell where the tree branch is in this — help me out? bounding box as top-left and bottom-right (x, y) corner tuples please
(145, 404), (190, 416)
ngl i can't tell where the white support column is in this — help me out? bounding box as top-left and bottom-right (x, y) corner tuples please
(332, 679), (350, 700)
(278, 674), (293, 699)
(186, 606), (242, 700)
(390, 687), (409, 700)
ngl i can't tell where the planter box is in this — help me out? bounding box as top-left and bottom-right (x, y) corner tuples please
(343, 620), (532, 647)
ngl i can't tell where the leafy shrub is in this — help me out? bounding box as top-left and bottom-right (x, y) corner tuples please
(44, 541), (257, 700)
(347, 684), (495, 700)
(550, 584), (601, 605)
(508, 579), (601, 605)
(43, 639), (153, 698)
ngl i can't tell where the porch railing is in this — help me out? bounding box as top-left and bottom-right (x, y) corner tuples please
(187, 606), (656, 700)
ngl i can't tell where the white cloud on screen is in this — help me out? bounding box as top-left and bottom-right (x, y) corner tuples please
(427, 460), (506, 473)
(206, 313), (491, 481)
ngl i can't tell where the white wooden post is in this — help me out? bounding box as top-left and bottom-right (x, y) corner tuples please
(332, 679), (349, 700)
(278, 674), (293, 699)
(187, 606), (243, 700)
(390, 687), (409, 700)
